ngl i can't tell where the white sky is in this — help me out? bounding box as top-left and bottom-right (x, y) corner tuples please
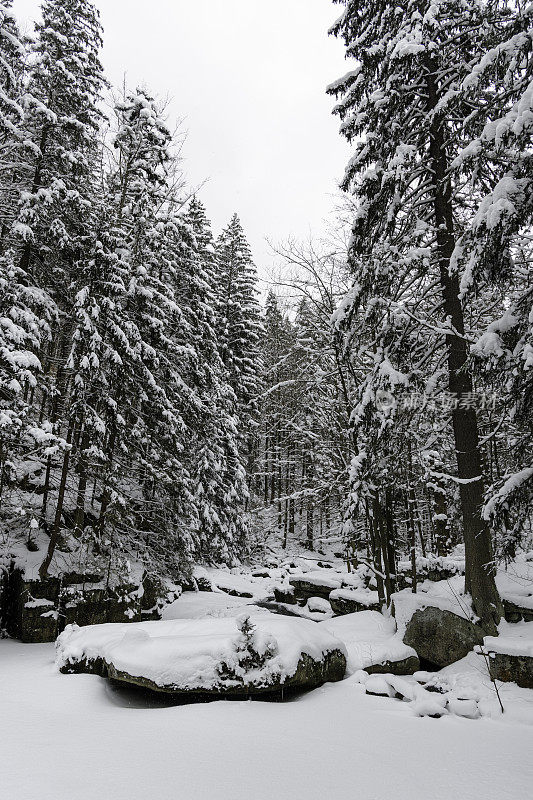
(13, 0), (351, 280)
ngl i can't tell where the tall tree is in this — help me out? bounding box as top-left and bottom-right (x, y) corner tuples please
(328, 0), (506, 630)
(215, 214), (263, 441)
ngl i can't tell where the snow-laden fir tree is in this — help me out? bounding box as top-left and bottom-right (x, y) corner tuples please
(185, 199), (250, 563)
(452, 2), (533, 559)
(328, 0), (508, 630)
(97, 89), (201, 576)
(215, 214), (263, 452)
(0, 0), (28, 242)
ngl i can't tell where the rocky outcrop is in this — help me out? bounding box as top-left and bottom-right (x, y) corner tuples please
(2, 566), (145, 642)
(403, 607), (484, 668)
(502, 599), (533, 624)
(329, 589), (380, 616)
(365, 654), (420, 676)
(288, 574), (341, 602)
(487, 652), (533, 689)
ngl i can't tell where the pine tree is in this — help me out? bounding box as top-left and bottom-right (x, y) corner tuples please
(100, 89), (199, 575)
(452, 2), (533, 558)
(328, 0), (505, 630)
(185, 199), (249, 563)
(11, 0), (110, 578)
(215, 214), (263, 439)
(0, 0), (28, 243)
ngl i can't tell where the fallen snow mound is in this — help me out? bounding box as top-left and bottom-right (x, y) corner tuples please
(56, 615), (347, 696)
(320, 611), (418, 675)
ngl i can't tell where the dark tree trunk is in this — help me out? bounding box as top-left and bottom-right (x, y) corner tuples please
(425, 62), (502, 632)
(371, 495), (386, 605)
(73, 423), (90, 538)
(39, 416), (75, 580)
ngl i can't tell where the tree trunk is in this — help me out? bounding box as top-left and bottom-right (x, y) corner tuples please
(73, 423), (90, 538)
(426, 62), (502, 632)
(371, 495), (386, 606)
(39, 417), (75, 580)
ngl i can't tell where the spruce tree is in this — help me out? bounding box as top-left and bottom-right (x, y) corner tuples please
(215, 214), (263, 436)
(0, 0), (28, 243)
(328, 0), (504, 630)
(453, 2), (533, 557)
(185, 199), (249, 563)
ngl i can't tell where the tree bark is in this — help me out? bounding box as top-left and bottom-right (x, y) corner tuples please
(425, 62), (502, 632)
(39, 416), (75, 580)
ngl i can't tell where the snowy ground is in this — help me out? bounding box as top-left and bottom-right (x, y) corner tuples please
(2, 585), (533, 800)
(2, 640), (533, 800)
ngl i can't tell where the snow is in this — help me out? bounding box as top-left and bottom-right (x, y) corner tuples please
(56, 615), (346, 691)
(2, 638), (533, 800)
(320, 611), (416, 674)
(496, 556), (533, 611)
(483, 468), (533, 520)
(306, 596), (332, 614)
(484, 621), (533, 658)
(353, 647), (533, 722)
(202, 567), (269, 599)
(161, 590), (261, 619)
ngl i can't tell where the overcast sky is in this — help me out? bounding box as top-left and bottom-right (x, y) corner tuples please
(14, 0), (351, 279)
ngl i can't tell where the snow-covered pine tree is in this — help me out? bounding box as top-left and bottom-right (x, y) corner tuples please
(0, 3), (60, 521)
(0, 0), (28, 244)
(452, 2), (533, 558)
(215, 214), (263, 453)
(15, 0), (106, 283)
(328, 0), (505, 630)
(184, 198), (250, 563)
(101, 88), (199, 576)
(10, 0), (110, 578)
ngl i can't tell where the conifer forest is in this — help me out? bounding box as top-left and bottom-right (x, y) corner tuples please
(0, 2), (532, 799)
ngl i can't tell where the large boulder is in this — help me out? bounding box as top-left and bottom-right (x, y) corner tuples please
(403, 607), (484, 668)
(57, 614), (347, 698)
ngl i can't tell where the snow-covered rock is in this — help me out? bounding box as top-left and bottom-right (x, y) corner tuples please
(289, 571), (342, 601)
(306, 596), (333, 615)
(329, 588), (380, 615)
(56, 615), (347, 697)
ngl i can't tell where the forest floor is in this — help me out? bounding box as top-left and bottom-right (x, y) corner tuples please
(2, 573), (533, 800)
